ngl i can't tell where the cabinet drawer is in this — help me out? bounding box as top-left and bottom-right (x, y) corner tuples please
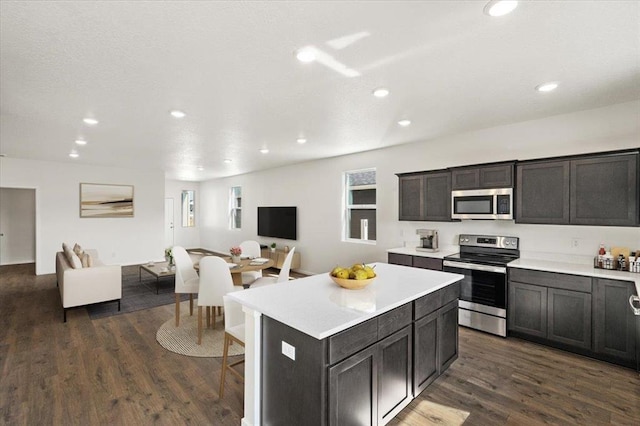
(388, 253), (412, 267)
(378, 303), (412, 340)
(329, 318), (378, 365)
(509, 268), (591, 293)
(413, 256), (443, 271)
(414, 284), (459, 320)
(441, 282), (460, 305)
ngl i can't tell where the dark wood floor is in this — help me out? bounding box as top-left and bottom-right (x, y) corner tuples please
(1, 263), (638, 425)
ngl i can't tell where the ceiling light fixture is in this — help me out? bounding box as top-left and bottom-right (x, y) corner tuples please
(75, 139), (87, 145)
(535, 82), (559, 92)
(398, 119), (411, 127)
(170, 110), (186, 118)
(83, 118), (98, 125)
(69, 151), (79, 158)
(295, 47), (317, 63)
(197, 166), (204, 171)
(372, 88), (389, 98)
(260, 148), (269, 154)
(484, 0), (518, 17)
(296, 138), (307, 144)
(223, 159), (232, 164)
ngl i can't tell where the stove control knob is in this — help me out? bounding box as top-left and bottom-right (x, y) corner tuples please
(464, 238), (469, 242)
(505, 241), (511, 246)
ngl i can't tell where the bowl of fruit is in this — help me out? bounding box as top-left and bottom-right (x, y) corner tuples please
(329, 264), (377, 290)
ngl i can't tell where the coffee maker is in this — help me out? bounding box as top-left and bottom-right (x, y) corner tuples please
(416, 229), (439, 252)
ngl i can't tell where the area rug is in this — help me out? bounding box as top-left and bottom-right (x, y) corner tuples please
(86, 264), (188, 320)
(156, 310), (244, 358)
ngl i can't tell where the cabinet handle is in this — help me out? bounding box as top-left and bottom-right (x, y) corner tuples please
(629, 295), (640, 315)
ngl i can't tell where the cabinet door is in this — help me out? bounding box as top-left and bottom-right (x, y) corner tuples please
(479, 163), (513, 188)
(570, 154), (638, 226)
(593, 278), (637, 362)
(387, 253), (412, 267)
(398, 175), (424, 221)
(438, 300), (459, 372)
(508, 281), (547, 338)
(516, 160), (570, 224)
(413, 311), (438, 395)
(329, 344), (378, 426)
(547, 288), (592, 350)
(451, 168), (480, 190)
(424, 171), (453, 221)
(377, 326), (413, 425)
(412, 256), (443, 271)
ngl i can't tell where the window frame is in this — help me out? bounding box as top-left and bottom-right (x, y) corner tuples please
(229, 186), (242, 230)
(343, 168), (377, 245)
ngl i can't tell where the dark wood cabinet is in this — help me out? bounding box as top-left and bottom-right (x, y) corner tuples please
(451, 163), (514, 190)
(508, 281), (548, 338)
(438, 299), (459, 372)
(413, 311), (438, 395)
(397, 171), (453, 222)
(377, 326), (412, 425)
(570, 154), (638, 226)
(593, 278), (637, 364)
(412, 256), (443, 271)
(516, 160), (570, 224)
(547, 288), (592, 350)
(387, 253), (412, 267)
(517, 152), (638, 226)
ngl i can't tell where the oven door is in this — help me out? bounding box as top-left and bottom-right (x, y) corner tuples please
(443, 261), (507, 311)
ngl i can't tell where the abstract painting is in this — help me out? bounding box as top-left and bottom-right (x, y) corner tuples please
(80, 183), (134, 218)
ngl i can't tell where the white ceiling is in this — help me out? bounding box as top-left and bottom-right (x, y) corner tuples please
(1, 1), (639, 181)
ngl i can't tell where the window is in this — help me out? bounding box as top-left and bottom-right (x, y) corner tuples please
(229, 186), (242, 229)
(344, 168), (376, 243)
(181, 190), (195, 227)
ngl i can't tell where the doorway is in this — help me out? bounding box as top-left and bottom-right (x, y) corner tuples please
(0, 188), (36, 266)
(164, 198), (174, 248)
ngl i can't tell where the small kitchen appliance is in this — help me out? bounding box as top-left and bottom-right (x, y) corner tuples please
(416, 229), (439, 252)
(443, 234), (519, 337)
(451, 188), (513, 220)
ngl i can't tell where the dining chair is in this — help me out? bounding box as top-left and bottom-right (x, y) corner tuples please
(251, 247), (296, 288)
(173, 246), (199, 327)
(196, 256), (243, 345)
(219, 295), (245, 398)
(239, 240), (263, 285)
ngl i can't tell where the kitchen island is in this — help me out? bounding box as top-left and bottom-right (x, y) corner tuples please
(228, 262), (464, 426)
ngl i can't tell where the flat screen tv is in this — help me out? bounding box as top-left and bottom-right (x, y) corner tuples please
(257, 206), (297, 240)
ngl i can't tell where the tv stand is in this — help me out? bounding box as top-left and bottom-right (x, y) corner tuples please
(261, 248), (300, 270)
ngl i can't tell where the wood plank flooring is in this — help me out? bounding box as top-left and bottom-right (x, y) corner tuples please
(1, 263), (639, 425)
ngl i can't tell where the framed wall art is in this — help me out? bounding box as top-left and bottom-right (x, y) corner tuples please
(80, 183), (134, 218)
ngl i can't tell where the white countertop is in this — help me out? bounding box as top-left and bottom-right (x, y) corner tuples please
(228, 262), (464, 340)
(509, 258), (640, 296)
(386, 247), (458, 259)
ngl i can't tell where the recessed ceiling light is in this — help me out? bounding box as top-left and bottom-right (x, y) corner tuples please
(484, 0), (518, 17)
(170, 110), (186, 118)
(197, 166), (204, 171)
(83, 118), (98, 125)
(296, 138), (307, 144)
(259, 148), (269, 154)
(75, 139), (87, 145)
(69, 151), (79, 158)
(295, 47), (317, 63)
(372, 88), (389, 98)
(535, 82), (559, 92)
(398, 119), (411, 127)
(223, 159), (232, 164)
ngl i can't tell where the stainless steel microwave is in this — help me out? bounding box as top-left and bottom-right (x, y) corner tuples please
(451, 188), (513, 220)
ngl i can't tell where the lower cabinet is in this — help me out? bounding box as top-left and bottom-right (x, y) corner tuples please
(508, 281), (547, 338)
(388, 253), (443, 271)
(547, 287), (591, 349)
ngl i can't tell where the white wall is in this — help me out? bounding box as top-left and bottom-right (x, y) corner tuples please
(0, 188), (36, 265)
(200, 101), (640, 274)
(0, 157), (165, 274)
(164, 180), (201, 249)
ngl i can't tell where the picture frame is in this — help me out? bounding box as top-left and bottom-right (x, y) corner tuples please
(80, 183), (134, 218)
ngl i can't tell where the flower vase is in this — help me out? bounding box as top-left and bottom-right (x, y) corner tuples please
(231, 255), (241, 263)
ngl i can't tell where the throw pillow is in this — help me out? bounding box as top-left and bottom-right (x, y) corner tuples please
(64, 247), (83, 269)
(62, 242), (69, 252)
(81, 253), (93, 268)
(73, 243), (84, 257)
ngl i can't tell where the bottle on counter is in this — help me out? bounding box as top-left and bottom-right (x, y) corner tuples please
(602, 250), (614, 269)
(617, 254), (626, 271)
(597, 244), (606, 268)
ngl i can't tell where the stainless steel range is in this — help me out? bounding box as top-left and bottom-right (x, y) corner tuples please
(443, 234), (519, 337)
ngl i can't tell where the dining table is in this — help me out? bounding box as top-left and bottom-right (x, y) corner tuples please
(195, 256), (275, 288)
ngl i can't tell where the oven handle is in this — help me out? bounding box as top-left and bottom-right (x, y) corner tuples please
(443, 260), (506, 274)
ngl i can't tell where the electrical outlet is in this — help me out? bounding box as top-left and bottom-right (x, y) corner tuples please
(571, 238), (579, 248)
(282, 341), (296, 361)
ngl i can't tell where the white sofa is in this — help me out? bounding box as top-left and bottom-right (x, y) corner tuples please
(56, 248), (122, 322)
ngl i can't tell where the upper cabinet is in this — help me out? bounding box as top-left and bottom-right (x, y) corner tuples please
(451, 162), (514, 190)
(517, 152), (638, 226)
(397, 171), (453, 222)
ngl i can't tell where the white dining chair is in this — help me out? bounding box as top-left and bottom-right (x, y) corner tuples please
(239, 240), (263, 285)
(196, 256), (243, 344)
(172, 246), (199, 327)
(219, 295), (245, 398)
(251, 247), (296, 288)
